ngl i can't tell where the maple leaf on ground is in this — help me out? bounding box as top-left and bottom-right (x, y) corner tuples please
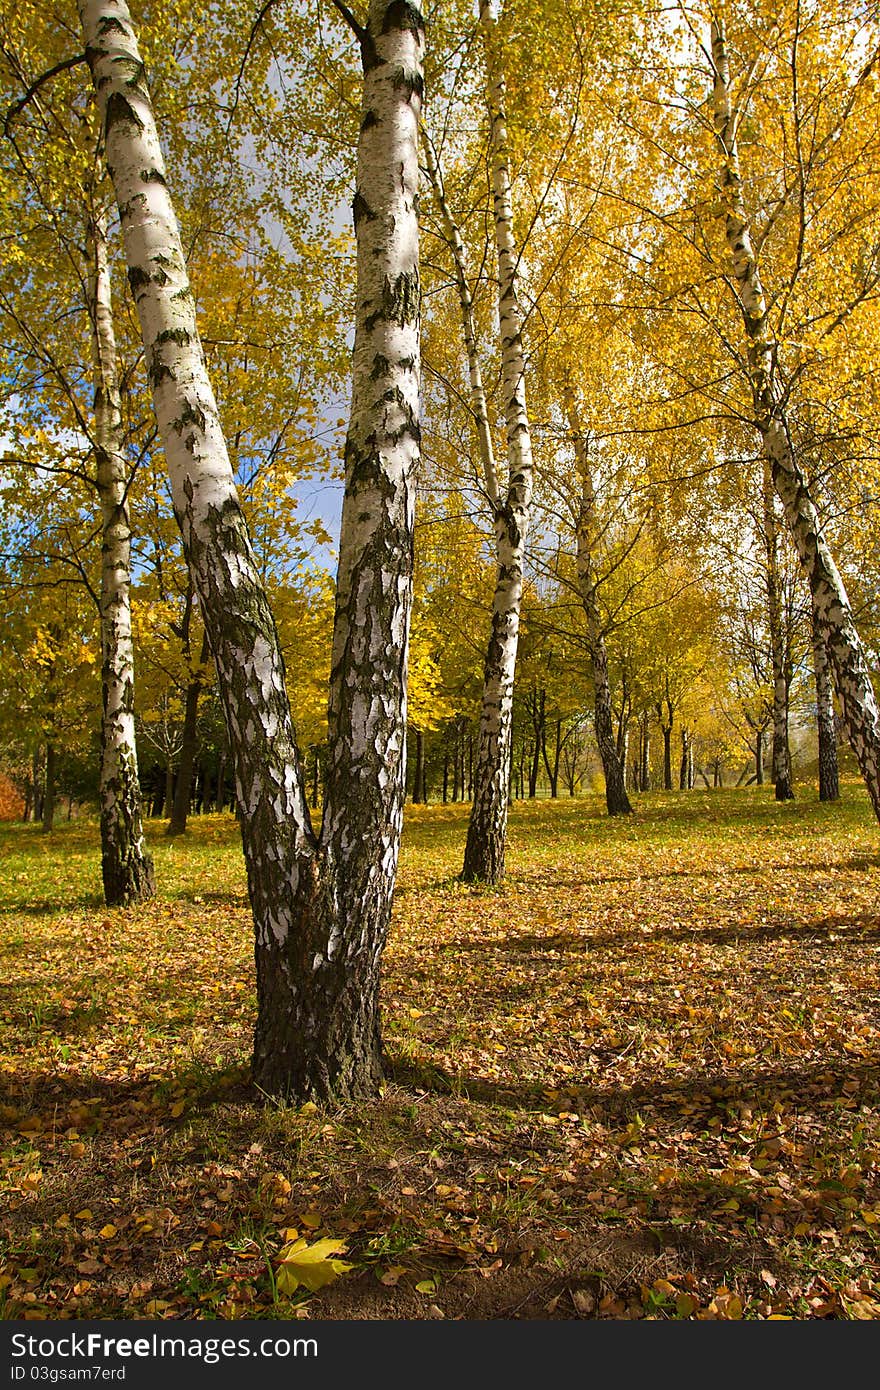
(274, 1237), (352, 1295)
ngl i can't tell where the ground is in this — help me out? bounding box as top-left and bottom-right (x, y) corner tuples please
(1, 783), (879, 1320)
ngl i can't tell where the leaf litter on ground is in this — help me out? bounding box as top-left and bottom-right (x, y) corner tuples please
(0, 783), (879, 1320)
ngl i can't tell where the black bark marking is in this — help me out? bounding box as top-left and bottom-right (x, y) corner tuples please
(104, 91), (144, 135)
(97, 15), (128, 36)
(382, 0), (425, 35)
(171, 399), (207, 436)
(147, 356), (175, 387)
(127, 265), (151, 292)
(353, 191), (375, 226)
(391, 66), (423, 101)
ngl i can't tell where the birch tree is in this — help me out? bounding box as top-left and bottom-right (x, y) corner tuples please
(460, 0), (536, 883)
(86, 197), (155, 900)
(79, 0), (424, 1100)
(710, 15), (880, 824)
(564, 387), (632, 814)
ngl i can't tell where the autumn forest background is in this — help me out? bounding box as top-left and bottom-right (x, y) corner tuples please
(1, 0), (880, 1322)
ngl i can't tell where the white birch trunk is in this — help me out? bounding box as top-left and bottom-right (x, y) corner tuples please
(421, 132), (498, 505)
(565, 386), (632, 816)
(80, 0), (424, 1100)
(711, 19), (880, 825)
(86, 199), (155, 905)
(462, 0), (535, 883)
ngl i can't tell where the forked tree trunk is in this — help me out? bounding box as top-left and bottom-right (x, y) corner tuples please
(711, 19), (880, 825)
(812, 609), (840, 802)
(462, 0), (535, 882)
(81, 0), (424, 1101)
(566, 388), (632, 816)
(86, 202), (155, 903)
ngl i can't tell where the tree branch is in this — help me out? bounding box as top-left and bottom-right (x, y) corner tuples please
(3, 53), (86, 137)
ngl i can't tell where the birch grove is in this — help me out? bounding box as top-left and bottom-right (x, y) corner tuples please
(710, 17), (880, 826)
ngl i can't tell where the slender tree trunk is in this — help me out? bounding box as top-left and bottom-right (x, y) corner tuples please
(618, 725), (629, 790)
(81, 0), (424, 1101)
(168, 678), (199, 832)
(662, 725), (672, 791)
(528, 736), (540, 798)
(712, 18), (880, 824)
(462, 0), (535, 883)
(168, 629), (210, 835)
(639, 713), (650, 792)
(86, 201), (155, 904)
(813, 609), (840, 802)
(679, 728), (689, 791)
(755, 729), (764, 786)
(565, 388), (632, 815)
(762, 461), (794, 801)
(412, 729), (424, 803)
(442, 743), (449, 803)
(42, 742), (56, 833)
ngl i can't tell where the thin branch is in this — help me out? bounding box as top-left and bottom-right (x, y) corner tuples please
(2, 53), (86, 137)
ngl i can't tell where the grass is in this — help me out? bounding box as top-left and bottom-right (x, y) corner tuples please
(1, 781), (879, 1319)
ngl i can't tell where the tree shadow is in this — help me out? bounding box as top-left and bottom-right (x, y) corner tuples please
(386, 1053), (880, 1122)
(439, 911), (880, 957)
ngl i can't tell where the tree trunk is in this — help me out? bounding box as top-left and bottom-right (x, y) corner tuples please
(86, 200), (155, 904)
(216, 750), (226, 812)
(442, 743), (449, 803)
(639, 713), (650, 792)
(528, 733), (540, 798)
(462, 0), (535, 883)
(42, 742), (56, 833)
(755, 729), (764, 786)
(618, 725), (629, 789)
(813, 608), (840, 802)
(168, 631), (210, 835)
(712, 19), (880, 824)
(565, 388), (632, 816)
(762, 461), (794, 802)
(679, 728), (689, 791)
(81, 0), (424, 1101)
(412, 729), (424, 803)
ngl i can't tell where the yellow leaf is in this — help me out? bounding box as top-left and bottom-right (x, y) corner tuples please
(275, 1236), (351, 1294)
(99, 1224), (117, 1239)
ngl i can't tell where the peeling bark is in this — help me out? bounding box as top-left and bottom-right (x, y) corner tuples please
(80, 0), (423, 1101)
(711, 19), (880, 825)
(462, 0), (535, 882)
